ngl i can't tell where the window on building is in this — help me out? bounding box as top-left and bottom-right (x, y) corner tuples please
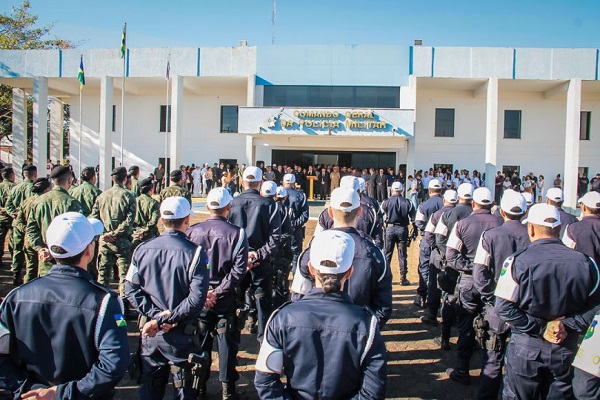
(160, 105), (171, 133)
(434, 108), (455, 137)
(220, 106), (238, 133)
(580, 111), (591, 140)
(263, 85), (400, 108)
(502, 165), (520, 178)
(434, 164), (454, 174)
(504, 110), (522, 139)
(112, 105), (116, 132)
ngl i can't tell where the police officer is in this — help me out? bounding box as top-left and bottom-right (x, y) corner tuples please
(255, 230), (387, 399)
(14, 178), (51, 283)
(421, 190), (458, 326)
(227, 166), (281, 341)
(413, 179), (444, 307)
(0, 212), (129, 399)
(160, 169), (192, 205)
(131, 177), (161, 249)
(6, 164), (36, 283)
(69, 166), (102, 216)
(495, 203), (600, 399)
(0, 167), (16, 266)
(187, 188), (248, 400)
(471, 190), (530, 399)
(381, 181), (415, 286)
(545, 187), (577, 237)
(282, 173), (309, 273)
(293, 187), (392, 327)
(445, 187), (503, 384)
(563, 191), (600, 264)
(129, 165), (141, 196)
(359, 176), (381, 218)
(91, 167), (136, 299)
(125, 196), (210, 400)
(26, 165), (83, 277)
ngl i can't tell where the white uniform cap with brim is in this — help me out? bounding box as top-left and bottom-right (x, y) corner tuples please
(357, 177), (366, 192)
(501, 191), (527, 215)
(340, 175), (359, 191)
(242, 166), (263, 182)
(260, 180), (278, 197)
(428, 179), (442, 190)
(522, 192), (534, 206)
(206, 187), (233, 209)
(457, 183), (474, 199)
(330, 187), (360, 212)
(160, 196), (195, 219)
(391, 181), (403, 191)
(443, 190), (458, 204)
(309, 230), (355, 275)
(283, 173), (296, 183)
(527, 203), (561, 228)
(546, 187), (563, 202)
(579, 191), (600, 210)
(473, 187), (493, 205)
(46, 212), (105, 259)
(276, 186), (288, 199)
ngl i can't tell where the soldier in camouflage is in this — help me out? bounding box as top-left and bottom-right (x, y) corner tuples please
(6, 165), (36, 284)
(90, 167), (136, 299)
(26, 166), (83, 277)
(69, 166), (102, 217)
(131, 177), (160, 249)
(128, 165), (141, 197)
(0, 167), (16, 267)
(159, 169), (192, 205)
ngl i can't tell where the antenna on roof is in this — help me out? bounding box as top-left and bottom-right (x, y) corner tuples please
(272, 0), (276, 45)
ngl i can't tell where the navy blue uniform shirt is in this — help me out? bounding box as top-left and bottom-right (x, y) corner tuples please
(563, 214), (600, 265)
(284, 187), (309, 229)
(317, 204), (383, 248)
(415, 195), (444, 234)
(381, 194), (416, 226)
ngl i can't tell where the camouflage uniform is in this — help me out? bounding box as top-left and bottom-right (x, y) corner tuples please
(0, 179), (16, 262)
(69, 180), (102, 217)
(90, 183), (136, 296)
(14, 194), (41, 282)
(7, 178), (34, 280)
(130, 177), (141, 197)
(159, 183), (192, 205)
(131, 193), (160, 249)
(26, 187), (83, 276)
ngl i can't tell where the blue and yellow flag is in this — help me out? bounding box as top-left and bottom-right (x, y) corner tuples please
(77, 56), (85, 90)
(120, 23), (127, 59)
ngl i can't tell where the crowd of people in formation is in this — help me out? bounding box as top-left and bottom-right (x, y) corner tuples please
(0, 157), (599, 400)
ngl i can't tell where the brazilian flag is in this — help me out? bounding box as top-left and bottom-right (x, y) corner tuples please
(77, 56), (85, 90)
(120, 23), (127, 59)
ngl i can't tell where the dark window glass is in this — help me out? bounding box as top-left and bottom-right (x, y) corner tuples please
(263, 85), (399, 108)
(220, 106), (238, 133)
(160, 105), (171, 133)
(504, 110), (522, 139)
(434, 108), (455, 137)
(112, 105), (116, 132)
(580, 111), (591, 140)
(502, 165), (520, 177)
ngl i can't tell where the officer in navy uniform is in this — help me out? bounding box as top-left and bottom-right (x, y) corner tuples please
(255, 230), (387, 399)
(125, 197), (210, 400)
(228, 166), (281, 342)
(282, 173), (309, 273)
(381, 181), (416, 286)
(186, 188), (248, 400)
(413, 179), (444, 307)
(421, 190), (458, 326)
(473, 190), (530, 399)
(545, 187), (578, 238)
(293, 187), (392, 327)
(358, 177), (383, 224)
(0, 212), (129, 399)
(495, 203), (600, 399)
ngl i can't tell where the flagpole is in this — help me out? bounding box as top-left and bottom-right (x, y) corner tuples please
(79, 79), (82, 179)
(120, 23), (127, 166)
(165, 54), (170, 189)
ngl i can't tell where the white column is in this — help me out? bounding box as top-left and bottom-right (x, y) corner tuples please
(11, 88), (27, 179)
(247, 74), (256, 106)
(484, 78), (499, 194)
(563, 78), (582, 212)
(169, 75), (183, 174)
(405, 75), (417, 182)
(49, 97), (64, 164)
(32, 76), (48, 169)
(99, 76), (113, 191)
(245, 135), (255, 166)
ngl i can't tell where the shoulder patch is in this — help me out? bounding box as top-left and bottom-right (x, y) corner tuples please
(114, 314), (127, 327)
(494, 256), (519, 302)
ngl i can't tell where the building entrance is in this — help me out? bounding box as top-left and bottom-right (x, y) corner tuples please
(272, 150), (396, 170)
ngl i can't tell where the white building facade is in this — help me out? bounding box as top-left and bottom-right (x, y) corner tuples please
(1, 44), (599, 211)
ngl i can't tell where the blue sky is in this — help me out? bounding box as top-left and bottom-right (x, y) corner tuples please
(2, 0), (600, 49)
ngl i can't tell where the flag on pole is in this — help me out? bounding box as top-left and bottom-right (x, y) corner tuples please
(120, 23), (127, 59)
(78, 55), (85, 90)
(166, 59), (170, 80)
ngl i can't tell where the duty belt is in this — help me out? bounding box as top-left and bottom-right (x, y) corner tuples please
(389, 223), (408, 227)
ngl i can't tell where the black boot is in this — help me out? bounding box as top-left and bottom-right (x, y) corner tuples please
(222, 382), (238, 400)
(401, 274), (410, 286)
(12, 273), (22, 287)
(434, 336), (450, 350)
(412, 294), (425, 308)
(420, 309), (439, 326)
(446, 367), (471, 385)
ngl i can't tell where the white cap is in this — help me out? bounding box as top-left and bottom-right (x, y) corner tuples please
(309, 230), (355, 274)
(160, 196), (195, 219)
(206, 187), (233, 209)
(330, 187), (360, 212)
(357, 177), (366, 192)
(340, 175), (359, 191)
(501, 191), (527, 215)
(522, 192), (534, 206)
(579, 191), (600, 209)
(391, 181), (403, 191)
(457, 183), (474, 199)
(527, 203), (561, 228)
(283, 173), (296, 183)
(443, 190), (458, 204)
(276, 186), (288, 199)
(428, 179), (442, 190)
(46, 212), (104, 259)
(546, 187), (563, 202)
(473, 187), (493, 205)
(242, 166), (262, 182)
(260, 180), (278, 197)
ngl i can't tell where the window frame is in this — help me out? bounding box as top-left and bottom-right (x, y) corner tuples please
(159, 105), (171, 133)
(580, 111), (591, 141)
(503, 110), (522, 139)
(434, 108), (455, 138)
(220, 105), (239, 133)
